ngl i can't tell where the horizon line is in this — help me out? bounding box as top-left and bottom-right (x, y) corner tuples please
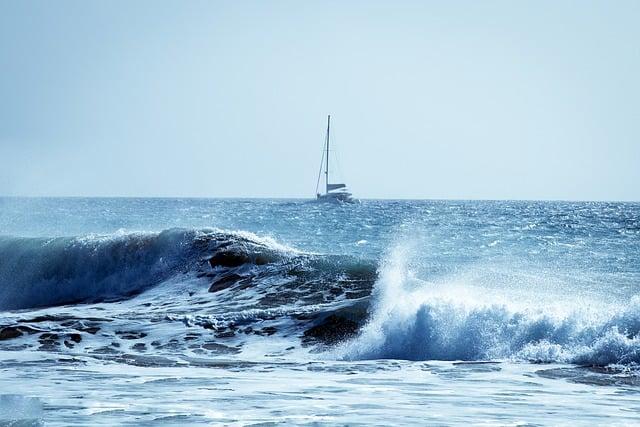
(1, 195), (638, 203)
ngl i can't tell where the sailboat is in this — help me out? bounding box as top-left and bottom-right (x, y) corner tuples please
(315, 115), (355, 203)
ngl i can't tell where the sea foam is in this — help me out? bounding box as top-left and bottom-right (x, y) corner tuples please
(337, 244), (640, 366)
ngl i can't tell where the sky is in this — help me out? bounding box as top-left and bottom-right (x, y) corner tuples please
(0, 1), (639, 200)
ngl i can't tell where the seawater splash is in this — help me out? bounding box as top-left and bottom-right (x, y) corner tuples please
(338, 244), (640, 366)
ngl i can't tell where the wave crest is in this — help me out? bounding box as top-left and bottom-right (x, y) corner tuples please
(337, 245), (640, 367)
(0, 228), (306, 310)
(0, 228), (377, 312)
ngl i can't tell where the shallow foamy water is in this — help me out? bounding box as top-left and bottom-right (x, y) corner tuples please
(2, 356), (640, 425)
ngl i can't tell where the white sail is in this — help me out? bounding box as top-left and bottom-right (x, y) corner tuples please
(327, 183), (346, 191)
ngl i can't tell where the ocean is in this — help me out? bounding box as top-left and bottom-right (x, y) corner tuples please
(0, 197), (639, 425)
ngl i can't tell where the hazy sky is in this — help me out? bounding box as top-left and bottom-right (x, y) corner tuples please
(1, 1), (639, 200)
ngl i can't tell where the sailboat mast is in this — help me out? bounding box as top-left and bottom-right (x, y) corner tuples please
(325, 115), (330, 194)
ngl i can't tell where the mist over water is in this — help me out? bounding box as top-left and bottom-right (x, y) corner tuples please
(1, 198), (639, 425)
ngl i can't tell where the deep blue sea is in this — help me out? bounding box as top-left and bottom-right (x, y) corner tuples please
(1, 197), (640, 425)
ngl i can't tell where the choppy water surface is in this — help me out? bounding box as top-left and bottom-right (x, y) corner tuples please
(0, 198), (639, 425)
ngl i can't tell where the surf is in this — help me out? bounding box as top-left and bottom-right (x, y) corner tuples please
(0, 228), (377, 312)
(336, 244), (640, 367)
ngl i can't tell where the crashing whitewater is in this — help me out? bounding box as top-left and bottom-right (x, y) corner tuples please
(336, 245), (640, 366)
(1, 228), (639, 368)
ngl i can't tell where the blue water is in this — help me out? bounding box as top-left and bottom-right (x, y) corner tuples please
(0, 198), (639, 425)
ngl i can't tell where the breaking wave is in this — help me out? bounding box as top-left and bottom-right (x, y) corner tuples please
(0, 228), (287, 310)
(337, 245), (640, 367)
(3, 228), (639, 368)
(0, 228), (376, 311)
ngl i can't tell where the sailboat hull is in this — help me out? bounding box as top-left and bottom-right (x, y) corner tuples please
(316, 192), (356, 203)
